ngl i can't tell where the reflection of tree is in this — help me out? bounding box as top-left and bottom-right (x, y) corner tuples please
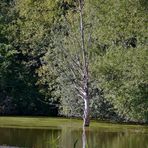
(80, 128), (148, 148)
(106, 132), (148, 148)
(86, 129), (123, 148)
(0, 127), (61, 148)
(82, 127), (118, 148)
(1, 127), (148, 148)
(82, 127), (86, 148)
(65, 128), (119, 148)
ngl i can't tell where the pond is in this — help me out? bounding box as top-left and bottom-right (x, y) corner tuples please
(0, 117), (148, 148)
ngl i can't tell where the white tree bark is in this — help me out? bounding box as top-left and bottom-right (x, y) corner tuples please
(79, 0), (90, 127)
(54, 0), (90, 127)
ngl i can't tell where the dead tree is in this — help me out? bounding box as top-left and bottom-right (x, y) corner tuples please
(52, 0), (91, 127)
(78, 0), (90, 127)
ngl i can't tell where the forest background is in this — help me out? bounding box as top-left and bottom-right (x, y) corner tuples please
(0, 0), (147, 123)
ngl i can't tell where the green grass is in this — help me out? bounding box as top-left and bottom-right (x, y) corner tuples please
(0, 116), (147, 133)
(0, 117), (82, 129)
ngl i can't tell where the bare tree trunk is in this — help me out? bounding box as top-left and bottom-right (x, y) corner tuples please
(79, 0), (90, 127)
(56, 0), (90, 127)
(83, 97), (90, 126)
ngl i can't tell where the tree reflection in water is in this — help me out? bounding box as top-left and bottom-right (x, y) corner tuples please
(0, 125), (148, 148)
(82, 127), (86, 148)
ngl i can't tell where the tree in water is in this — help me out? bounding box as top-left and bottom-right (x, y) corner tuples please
(49, 0), (91, 127)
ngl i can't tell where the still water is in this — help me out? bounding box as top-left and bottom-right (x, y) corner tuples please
(0, 120), (148, 148)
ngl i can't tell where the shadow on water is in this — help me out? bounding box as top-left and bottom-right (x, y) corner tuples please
(0, 125), (148, 148)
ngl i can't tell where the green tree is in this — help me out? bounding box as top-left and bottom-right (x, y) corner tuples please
(90, 0), (148, 122)
(0, 0), (61, 115)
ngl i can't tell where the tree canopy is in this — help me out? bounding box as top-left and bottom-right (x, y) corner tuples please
(0, 0), (147, 123)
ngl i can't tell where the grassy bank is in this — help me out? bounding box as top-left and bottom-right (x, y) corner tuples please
(0, 117), (147, 133)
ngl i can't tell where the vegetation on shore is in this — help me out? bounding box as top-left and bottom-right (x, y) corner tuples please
(0, 0), (147, 124)
(0, 117), (148, 131)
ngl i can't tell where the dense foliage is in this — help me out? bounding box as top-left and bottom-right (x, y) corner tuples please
(0, 0), (147, 122)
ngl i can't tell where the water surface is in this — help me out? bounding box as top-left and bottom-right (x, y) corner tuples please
(0, 117), (147, 148)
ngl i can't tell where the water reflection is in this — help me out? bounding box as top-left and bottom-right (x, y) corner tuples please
(80, 127), (148, 148)
(82, 127), (86, 148)
(0, 126), (148, 148)
(0, 127), (61, 148)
